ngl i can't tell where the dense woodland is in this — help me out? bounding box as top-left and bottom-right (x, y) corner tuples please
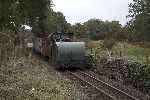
(0, 0), (150, 99)
(0, 0), (150, 42)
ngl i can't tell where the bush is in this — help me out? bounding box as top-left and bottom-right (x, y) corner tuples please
(103, 38), (116, 50)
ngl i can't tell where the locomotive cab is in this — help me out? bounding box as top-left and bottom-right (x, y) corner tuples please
(53, 32), (74, 42)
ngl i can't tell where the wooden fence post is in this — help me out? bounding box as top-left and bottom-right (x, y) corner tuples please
(0, 47), (1, 67)
(119, 51), (122, 57)
(146, 55), (149, 66)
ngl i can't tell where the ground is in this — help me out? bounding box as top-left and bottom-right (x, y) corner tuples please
(0, 41), (150, 100)
(87, 41), (150, 64)
(0, 54), (104, 100)
(87, 40), (150, 98)
(0, 55), (70, 100)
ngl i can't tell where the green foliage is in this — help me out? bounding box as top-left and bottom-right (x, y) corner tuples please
(0, 0), (52, 35)
(47, 11), (68, 33)
(0, 0), (25, 32)
(128, 0), (150, 41)
(88, 41), (150, 93)
(103, 38), (116, 50)
(69, 18), (126, 41)
(85, 19), (108, 40)
(122, 62), (150, 93)
(88, 41), (150, 65)
(70, 23), (87, 38)
(24, 0), (52, 35)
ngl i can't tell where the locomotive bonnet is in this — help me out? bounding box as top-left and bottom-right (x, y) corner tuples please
(55, 42), (85, 69)
(33, 32), (89, 69)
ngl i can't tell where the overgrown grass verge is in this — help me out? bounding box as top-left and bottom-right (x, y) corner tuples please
(87, 41), (150, 96)
(0, 56), (70, 100)
(87, 41), (150, 64)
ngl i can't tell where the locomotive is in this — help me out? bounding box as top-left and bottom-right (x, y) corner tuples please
(33, 32), (91, 69)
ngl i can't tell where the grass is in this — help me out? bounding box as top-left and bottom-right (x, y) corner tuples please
(112, 42), (150, 64)
(0, 56), (70, 100)
(87, 41), (150, 64)
(88, 41), (150, 96)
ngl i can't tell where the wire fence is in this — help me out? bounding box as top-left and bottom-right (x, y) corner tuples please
(0, 32), (28, 67)
(89, 47), (150, 66)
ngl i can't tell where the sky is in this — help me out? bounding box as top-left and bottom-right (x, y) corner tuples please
(52, 0), (132, 25)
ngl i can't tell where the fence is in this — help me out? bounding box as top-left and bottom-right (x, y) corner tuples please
(89, 45), (150, 66)
(0, 32), (26, 67)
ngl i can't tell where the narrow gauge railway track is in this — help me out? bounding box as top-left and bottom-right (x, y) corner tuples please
(67, 70), (139, 100)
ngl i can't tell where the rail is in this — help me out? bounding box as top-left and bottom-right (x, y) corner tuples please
(67, 70), (139, 100)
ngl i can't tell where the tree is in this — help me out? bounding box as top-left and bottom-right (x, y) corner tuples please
(0, 0), (25, 32)
(108, 21), (128, 41)
(128, 0), (150, 41)
(0, 0), (52, 36)
(84, 19), (106, 40)
(47, 11), (68, 33)
(70, 23), (87, 38)
(83, 19), (123, 40)
(24, 0), (52, 36)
